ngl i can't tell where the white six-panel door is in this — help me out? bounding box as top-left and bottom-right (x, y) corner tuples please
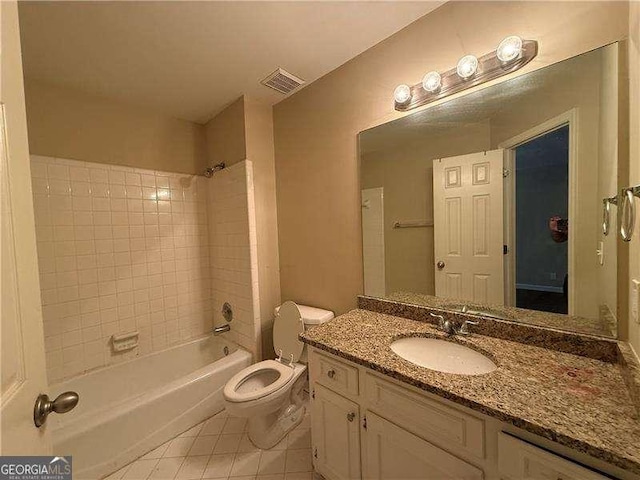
(0, 1), (52, 455)
(433, 150), (504, 305)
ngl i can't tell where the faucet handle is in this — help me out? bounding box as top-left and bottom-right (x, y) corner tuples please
(458, 320), (479, 335)
(430, 313), (445, 330)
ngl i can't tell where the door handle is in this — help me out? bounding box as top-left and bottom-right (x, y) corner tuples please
(347, 412), (356, 422)
(34, 391), (79, 427)
(327, 369), (336, 379)
(437, 261), (445, 270)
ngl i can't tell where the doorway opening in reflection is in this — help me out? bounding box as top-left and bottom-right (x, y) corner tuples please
(514, 125), (569, 314)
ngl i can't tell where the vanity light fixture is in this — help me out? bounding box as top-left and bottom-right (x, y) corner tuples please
(393, 84), (412, 104)
(496, 35), (524, 63)
(456, 55), (479, 79)
(394, 35), (538, 112)
(422, 71), (442, 93)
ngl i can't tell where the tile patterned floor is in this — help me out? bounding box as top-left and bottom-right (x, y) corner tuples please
(103, 407), (319, 480)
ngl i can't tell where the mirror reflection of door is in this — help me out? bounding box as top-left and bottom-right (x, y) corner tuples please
(433, 150), (504, 305)
(513, 126), (569, 314)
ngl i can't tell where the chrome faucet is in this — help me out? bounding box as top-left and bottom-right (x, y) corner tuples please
(213, 324), (230, 335)
(430, 313), (478, 336)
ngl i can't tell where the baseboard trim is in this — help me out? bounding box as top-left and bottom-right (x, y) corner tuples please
(516, 283), (564, 294)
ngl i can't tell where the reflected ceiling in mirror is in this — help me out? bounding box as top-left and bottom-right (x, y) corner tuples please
(358, 43), (623, 338)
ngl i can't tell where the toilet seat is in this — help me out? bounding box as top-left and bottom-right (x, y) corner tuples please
(224, 360), (294, 403)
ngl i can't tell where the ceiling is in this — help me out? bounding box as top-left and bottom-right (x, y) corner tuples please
(18, 1), (443, 124)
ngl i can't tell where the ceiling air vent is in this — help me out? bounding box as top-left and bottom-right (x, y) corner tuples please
(261, 68), (305, 94)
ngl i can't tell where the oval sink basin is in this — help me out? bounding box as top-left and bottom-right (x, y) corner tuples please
(390, 337), (497, 375)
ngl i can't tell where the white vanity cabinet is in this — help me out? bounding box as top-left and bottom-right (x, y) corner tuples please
(308, 347), (629, 480)
(309, 348), (486, 480)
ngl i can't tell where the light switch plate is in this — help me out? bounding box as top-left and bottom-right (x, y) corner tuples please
(632, 279), (640, 324)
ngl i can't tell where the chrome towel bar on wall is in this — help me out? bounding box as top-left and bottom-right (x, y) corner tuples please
(393, 220), (434, 229)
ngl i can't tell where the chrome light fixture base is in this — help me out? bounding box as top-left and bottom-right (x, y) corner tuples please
(394, 39), (538, 112)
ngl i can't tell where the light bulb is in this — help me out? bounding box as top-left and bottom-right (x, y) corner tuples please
(393, 84), (412, 104)
(456, 55), (478, 79)
(496, 35), (523, 63)
(422, 71), (442, 93)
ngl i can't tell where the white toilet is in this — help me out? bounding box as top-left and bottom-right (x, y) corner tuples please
(223, 301), (334, 449)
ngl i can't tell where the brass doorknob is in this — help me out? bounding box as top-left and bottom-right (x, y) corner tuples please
(34, 391), (79, 427)
(437, 261), (445, 270)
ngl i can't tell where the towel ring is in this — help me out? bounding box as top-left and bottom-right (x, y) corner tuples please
(621, 188), (636, 242)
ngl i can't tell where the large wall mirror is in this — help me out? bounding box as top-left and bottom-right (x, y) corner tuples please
(359, 43), (625, 338)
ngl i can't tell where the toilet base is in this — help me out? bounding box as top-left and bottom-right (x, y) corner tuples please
(247, 403), (305, 449)
(246, 373), (307, 449)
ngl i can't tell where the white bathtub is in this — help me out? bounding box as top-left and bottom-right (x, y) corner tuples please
(49, 336), (252, 479)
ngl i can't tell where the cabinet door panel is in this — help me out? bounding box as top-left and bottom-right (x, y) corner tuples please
(364, 412), (483, 480)
(365, 372), (485, 459)
(498, 433), (608, 480)
(312, 384), (361, 480)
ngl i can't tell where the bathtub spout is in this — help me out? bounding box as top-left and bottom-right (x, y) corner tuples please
(213, 324), (230, 335)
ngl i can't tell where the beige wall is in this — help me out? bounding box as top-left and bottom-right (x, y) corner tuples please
(274, 1), (629, 316)
(244, 97), (281, 358)
(24, 79), (207, 174)
(361, 123), (490, 297)
(627, 1), (640, 353)
(205, 95), (281, 359)
(204, 97), (246, 167)
(597, 44), (620, 330)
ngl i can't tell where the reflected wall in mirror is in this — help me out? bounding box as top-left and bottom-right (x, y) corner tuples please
(359, 43), (623, 338)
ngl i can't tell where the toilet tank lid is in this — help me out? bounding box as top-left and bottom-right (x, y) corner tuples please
(274, 303), (334, 325)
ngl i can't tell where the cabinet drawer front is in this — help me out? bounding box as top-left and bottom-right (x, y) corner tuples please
(364, 411), (483, 480)
(365, 373), (485, 459)
(311, 350), (359, 397)
(498, 433), (609, 480)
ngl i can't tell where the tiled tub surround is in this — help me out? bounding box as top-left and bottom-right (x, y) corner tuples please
(208, 163), (261, 358)
(30, 156), (259, 382)
(300, 309), (640, 475)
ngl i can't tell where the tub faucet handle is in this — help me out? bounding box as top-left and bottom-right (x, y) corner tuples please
(213, 324), (230, 336)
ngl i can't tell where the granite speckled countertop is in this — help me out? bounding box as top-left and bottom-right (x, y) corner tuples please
(300, 309), (640, 474)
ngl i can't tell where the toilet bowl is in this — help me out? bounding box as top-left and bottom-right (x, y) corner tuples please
(223, 301), (334, 449)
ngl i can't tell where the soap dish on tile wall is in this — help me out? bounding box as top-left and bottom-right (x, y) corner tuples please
(111, 331), (139, 353)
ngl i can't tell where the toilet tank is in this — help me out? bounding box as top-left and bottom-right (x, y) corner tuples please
(274, 303), (334, 363)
